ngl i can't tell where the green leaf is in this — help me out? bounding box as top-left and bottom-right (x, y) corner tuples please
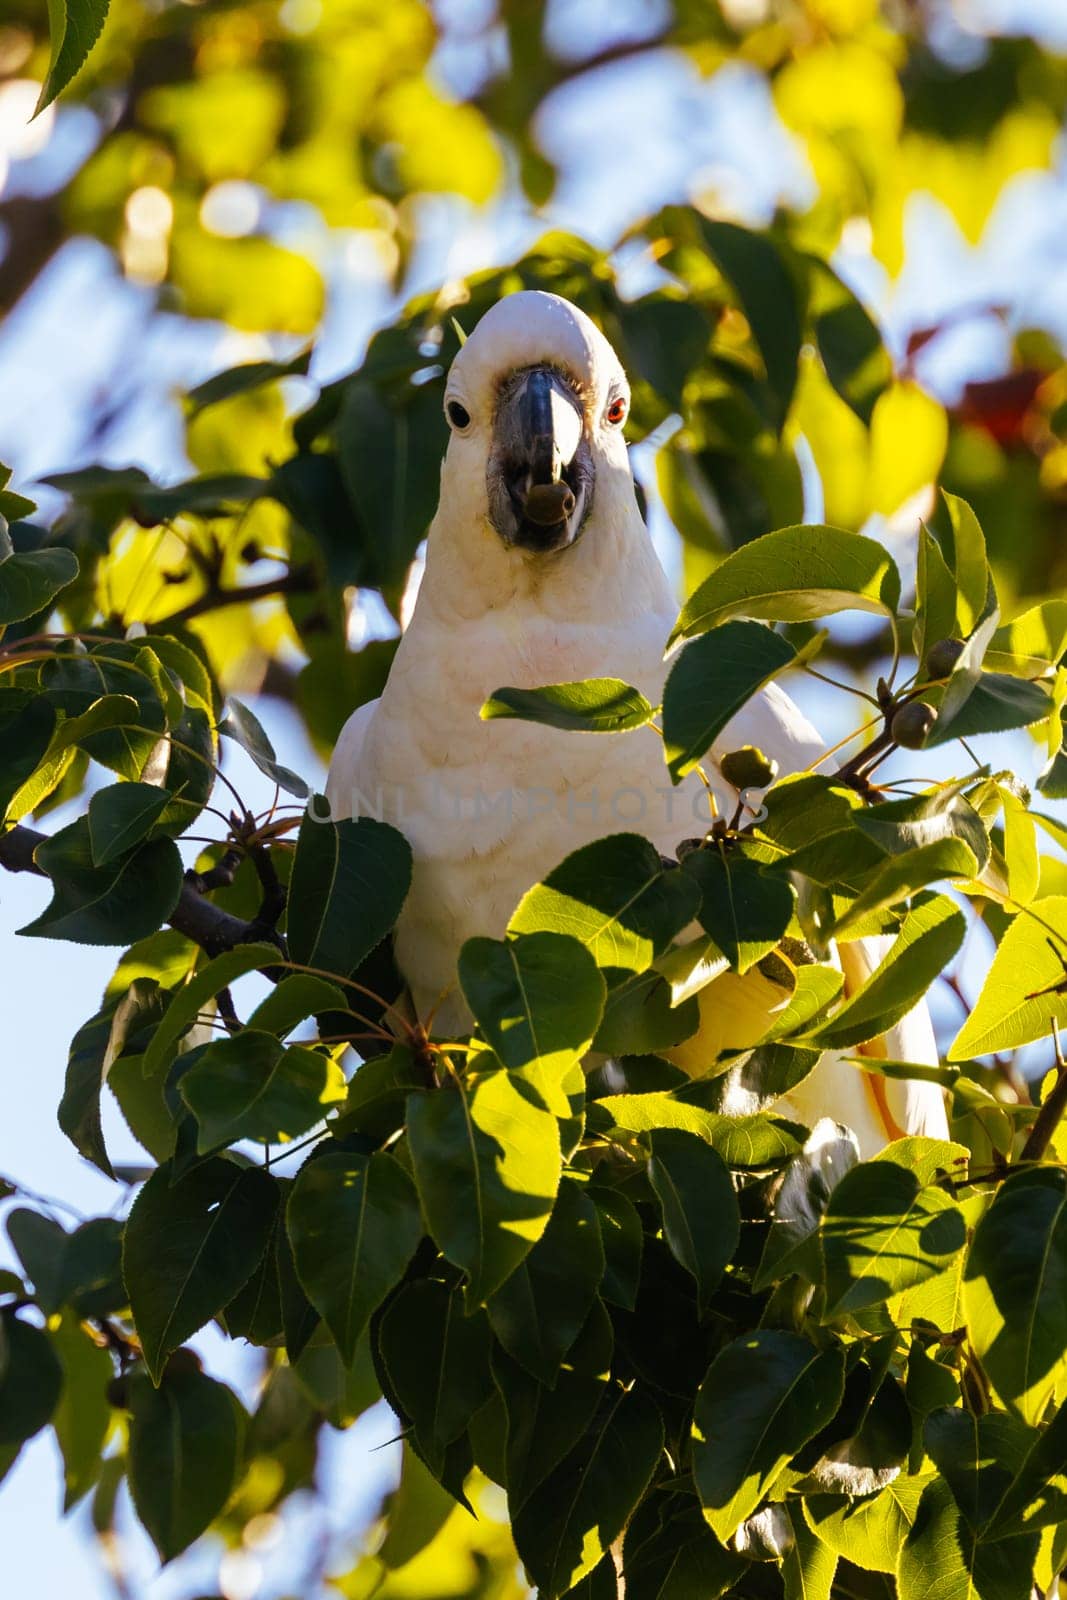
(820, 1155), (966, 1319)
(51, 1311), (112, 1510)
(670, 525), (900, 646)
(949, 897), (1067, 1058)
(218, 697), (309, 799)
(480, 679), (654, 734)
(6, 1208), (69, 1312)
(898, 1476), (1037, 1600)
(290, 1330), (379, 1428)
(286, 1149), (422, 1364)
(855, 788), (991, 871)
(246, 974), (348, 1038)
(942, 491), (991, 636)
(495, 1300), (613, 1511)
(924, 1408), (1036, 1534)
(486, 1177), (604, 1385)
(20, 818), (183, 945)
(458, 931), (605, 1076)
(806, 894), (965, 1050)
(509, 833), (699, 982)
(700, 220), (803, 428)
(833, 837), (980, 934)
(661, 621), (797, 782)
(623, 1491), (745, 1600)
(87, 782), (170, 866)
(698, 1041), (822, 1116)
(127, 1366), (245, 1562)
(963, 1167), (1067, 1424)
(915, 524), (961, 670)
(142, 943), (279, 1078)
(804, 1474), (932, 1573)
(180, 1032), (345, 1151)
(287, 811), (411, 978)
(407, 1066), (561, 1303)
(592, 1188), (643, 1310)
(983, 1402), (1067, 1538)
(593, 969), (699, 1054)
(334, 1045), (426, 1140)
(692, 1330), (845, 1542)
(988, 599), (1067, 677)
(379, 1280), (493, 1475)
(0, 1310), (62, 1445)
(512, 1385), (664, 1598)
(927, 672), (1050, 748)
(123, 1158), (278, 1381)
(0, 539), (78, 622)
(0, 691), (55, 821)
(589, 1094), (804, 1166)
(186, 346), (313, 416)
(682, 845), (796, 971)
(647, 1129), (739, 1310)
(783, 1504), (838, 1600)
(808, 258), (891, 425)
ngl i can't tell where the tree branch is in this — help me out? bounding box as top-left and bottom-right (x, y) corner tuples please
(157, 567), (316, 628)
(0, 823), (284, 961)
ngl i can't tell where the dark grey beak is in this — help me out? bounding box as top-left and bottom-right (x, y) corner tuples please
(487, 364), (593, 552)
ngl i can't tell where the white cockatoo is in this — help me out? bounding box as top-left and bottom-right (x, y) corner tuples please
(326, 290), (948, 1155)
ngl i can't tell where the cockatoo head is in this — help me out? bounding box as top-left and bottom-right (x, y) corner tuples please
(442, 290), (631, 556)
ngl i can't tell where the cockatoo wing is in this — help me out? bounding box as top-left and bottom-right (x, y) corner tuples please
(325, 699), (380, 820)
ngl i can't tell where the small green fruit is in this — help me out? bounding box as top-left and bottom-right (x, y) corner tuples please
(720, 745), (779, 791)
(891, 701), (938, 748)
(925, 637), (966, 678)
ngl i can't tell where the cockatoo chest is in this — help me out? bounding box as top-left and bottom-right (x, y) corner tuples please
(356, 606), (706, 1016)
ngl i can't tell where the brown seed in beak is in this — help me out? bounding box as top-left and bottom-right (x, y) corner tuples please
(523, 482), (576, 526)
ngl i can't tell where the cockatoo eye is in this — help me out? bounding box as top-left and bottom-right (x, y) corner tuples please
(605, 396), (627, 426)
(446, 400), (471, 431)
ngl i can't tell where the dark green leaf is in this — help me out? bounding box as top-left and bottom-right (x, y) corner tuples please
(0, 691), (55, 820)
(179, 1032), (346, 1151)
(127, 1366), (245, 1562)
(379, 1280), (493, 1474)
(459, 931), (605, 1075)
(486, 1178), (604, 1385)
(647, 1129), (739, 1310)
(123, 1158), (278, 1381)
(334, 1045), (426, 1140)
(496, 1300), (613, 1511)
(820, 1156), (967, 1319)
(509, 833), (700, 982)
(670, 525), (900, 646)
(480, 679), (654, 734)
(592, 1188), (643, 1311)
(286, 1149), (422, 1364)
(700, 220), (802, 428)
(662, 621), (796, 783)
(808, 258), (891, 425)
(692, 1329), (845, 1541)
(0, 1310), (62, 1445)
(287, 811), (411, 978)
(20, 818), (183, 945)
(683, 845), (795, 970)
(186, 346), (312, 415)
(0, 541), (79, 623)
(984, 1402), (1067, 1538)
(963, 1167), (1067, 1424)
(512, 1386), (664, 1598)
(142, 944), (278, 1078)
(87, 782), (170, 866)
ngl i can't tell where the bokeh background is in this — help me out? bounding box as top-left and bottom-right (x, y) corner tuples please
(1, 0), (1066, 1593)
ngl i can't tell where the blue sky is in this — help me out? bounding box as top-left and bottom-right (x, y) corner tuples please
(1, 3), (1067, 1593)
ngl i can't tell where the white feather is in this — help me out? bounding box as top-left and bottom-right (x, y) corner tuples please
(327, 291), (948, 1148)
